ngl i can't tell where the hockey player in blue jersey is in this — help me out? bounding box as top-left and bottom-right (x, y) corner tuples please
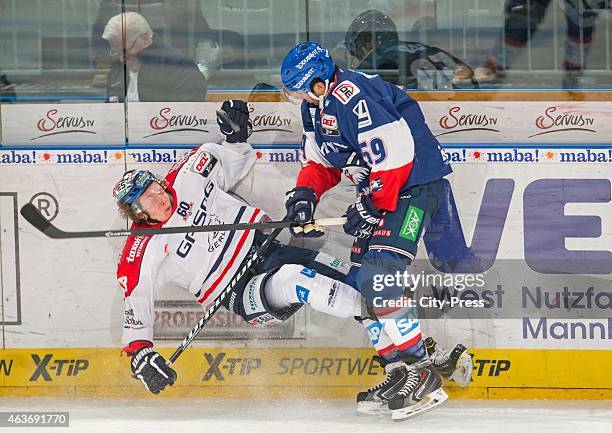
(280, 41), (471, 420)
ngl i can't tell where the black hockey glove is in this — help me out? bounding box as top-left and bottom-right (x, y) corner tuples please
(343, 194), (382, 239)
(216, 99), (252, 143)
(284, 186), (323, 238)
(131, 347), (177, 395)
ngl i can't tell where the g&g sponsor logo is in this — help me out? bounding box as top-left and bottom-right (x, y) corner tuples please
(437, 106), (500, 136)
(530, 106), (596, 138)
(146, 107), (209, 138)
(207, 214), (226, 252)
(33, 109), (96, 140)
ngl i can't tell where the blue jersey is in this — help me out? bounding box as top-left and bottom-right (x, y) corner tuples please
(297, 68), (451, 212)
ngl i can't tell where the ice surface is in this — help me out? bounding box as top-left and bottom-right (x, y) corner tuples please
(0, 398), (610, 433)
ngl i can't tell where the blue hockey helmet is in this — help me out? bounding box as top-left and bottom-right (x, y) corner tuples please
(281, 41), (336, 93)
(113, 169), (160, 214)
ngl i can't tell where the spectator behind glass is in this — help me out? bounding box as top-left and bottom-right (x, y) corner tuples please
(102, 12), (207, 102)
(336, 10), (476, 88)
(91, 0), (211, 67)
(475, 0), (610, 86)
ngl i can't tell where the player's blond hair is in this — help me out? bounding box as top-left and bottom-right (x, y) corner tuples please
(118, 202), (149, 224)
(102, 12), (153, 45)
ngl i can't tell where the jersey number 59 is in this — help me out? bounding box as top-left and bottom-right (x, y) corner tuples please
(359, 137), (387, 166)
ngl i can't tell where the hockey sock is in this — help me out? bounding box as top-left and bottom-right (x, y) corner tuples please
(381, 350), (400, 362)
(376, 315), (426, 361)
(361, 318), (401, 361)
(397, 339), (426, 360)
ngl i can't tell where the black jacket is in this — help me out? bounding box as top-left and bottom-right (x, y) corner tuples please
(107, 39), (207, 102)
(356, 41), (473, 88)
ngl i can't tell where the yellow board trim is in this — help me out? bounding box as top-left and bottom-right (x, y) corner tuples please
(1, 348), (610, 399)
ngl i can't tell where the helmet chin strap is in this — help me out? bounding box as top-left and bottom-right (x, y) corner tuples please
(307, 78), (330, 109)
(139, 210), (163, 225)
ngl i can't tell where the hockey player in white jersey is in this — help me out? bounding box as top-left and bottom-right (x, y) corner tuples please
(113, 100), (363, 395)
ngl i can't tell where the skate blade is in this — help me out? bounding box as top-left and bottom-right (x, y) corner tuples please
(356, 401), (390, 416)
(450, 351), (474, 388)
(391, 389), (449, 422)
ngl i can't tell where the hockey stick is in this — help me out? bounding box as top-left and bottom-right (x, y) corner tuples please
(216, 109), (240, 133)
(167, 225), (283, 365)
(20, 202), (345, 239)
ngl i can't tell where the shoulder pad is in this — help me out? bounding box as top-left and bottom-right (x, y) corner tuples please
(165, 145), (201, 187)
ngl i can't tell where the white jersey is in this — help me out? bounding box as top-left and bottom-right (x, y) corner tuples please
(117, 141), (264, 346)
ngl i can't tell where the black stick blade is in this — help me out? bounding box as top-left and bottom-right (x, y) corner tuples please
(20, 203), (57, 237)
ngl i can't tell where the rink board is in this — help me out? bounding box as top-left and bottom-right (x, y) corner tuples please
(3, 100), (612, 146)
(1, 348), (611, 399)
(0, 99), (611, 399)
(1, 148), (610, 350)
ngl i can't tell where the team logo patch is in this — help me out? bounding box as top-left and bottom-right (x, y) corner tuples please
(300, 267), (316, 278)
(365, 321), (383, 345)
(296, 285), (310, 303)
(190, 151), (218, 177)
(332, 80), (360, 105)
(400, 205), (424, 242)
(321, 113), (337, 130)
(395, 318), (419, 336)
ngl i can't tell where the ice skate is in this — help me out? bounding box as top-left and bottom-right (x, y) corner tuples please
(387, 359), (448, 421)
(425, 336), (473, 388)
(356, 356), (408, 415)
